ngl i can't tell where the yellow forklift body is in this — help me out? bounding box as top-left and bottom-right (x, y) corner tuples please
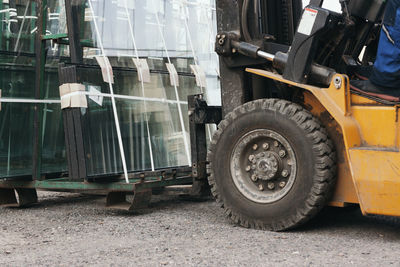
(246, 68), (400, 217)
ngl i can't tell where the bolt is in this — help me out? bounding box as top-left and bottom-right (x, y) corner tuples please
(251, 165), (256, 170)
(245, 166), (251, 172)
(282, 170), (289, 177)
(253, 144), (258, 151)
(263, 143), (269, 150)
(279, 181), (286, 188)
(279, 150), (286, 158)
(274, 141), (279, 147)
(258, 184), (264, 191)
(232, 48), (237, 53)
(268, 173), (275, 178)
(267, 182), (275, 190)
(217, 34), (221, 39)
(334, 77), (342, 89)
(248, 155), (255, 162)
(251, 174), (258, 182)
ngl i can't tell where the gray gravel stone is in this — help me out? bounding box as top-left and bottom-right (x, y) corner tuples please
(1, 191), (400, 266)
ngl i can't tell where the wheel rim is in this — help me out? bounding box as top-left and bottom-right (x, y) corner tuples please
(230, 129), (297, 204)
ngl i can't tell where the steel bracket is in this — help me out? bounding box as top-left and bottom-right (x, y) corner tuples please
(106, 189), (152, 211)
(0, 188), (38, 207)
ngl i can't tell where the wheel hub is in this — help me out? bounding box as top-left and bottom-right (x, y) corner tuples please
(230, 129), (297, 204)
(252, 152), (279, 180)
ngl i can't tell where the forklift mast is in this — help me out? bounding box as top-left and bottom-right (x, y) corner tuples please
(216, 0), (303, 116)
(216, 0), (386, 115)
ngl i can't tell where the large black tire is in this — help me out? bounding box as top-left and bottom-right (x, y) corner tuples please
(207, 99), (337, 231)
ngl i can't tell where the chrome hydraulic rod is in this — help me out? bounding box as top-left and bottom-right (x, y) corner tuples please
(256, 50), (275, 61)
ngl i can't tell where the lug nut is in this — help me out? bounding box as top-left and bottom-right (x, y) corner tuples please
(263, 143), (269, 150)
(245, 166), (251, 172)
(279, 150), (286, 158)
(267, 182), (275, 190)
(282, 170), (289, 177)
(248, 155), (255, 161)
(253, 144), (258, 151)
(251, 174), (258, 182)
(279, 181), (286, 188)
(274, 141), (279, 147)
(258, 184), (264, 191)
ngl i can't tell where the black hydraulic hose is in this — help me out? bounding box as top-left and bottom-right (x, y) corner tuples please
(241, 0), (252, 42)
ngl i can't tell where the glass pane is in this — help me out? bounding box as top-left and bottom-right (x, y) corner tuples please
(0, 0), (69, 178)
(41, 44), (69, 174)
(41, 103), (67, 175)
(0, 103), (34, 178)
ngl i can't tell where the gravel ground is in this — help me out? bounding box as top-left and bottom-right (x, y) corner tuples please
(1, 191), (400, 266)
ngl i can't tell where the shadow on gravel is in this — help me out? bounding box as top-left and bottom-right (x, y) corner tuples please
(3, 192), (214, 217)
(31, 193), (104, 209)
(104, 195), (215, 217)
(297, 205), (400, 239)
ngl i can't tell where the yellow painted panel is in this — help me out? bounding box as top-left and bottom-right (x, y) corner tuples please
(349, 149), (400, 216)
(351, 106), (398, 147)
(303, 92), (359, 204)
(351, 94), (381, 105)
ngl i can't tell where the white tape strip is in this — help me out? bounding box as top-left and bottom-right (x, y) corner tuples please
(166, 63), (179, 87)
(88, 86), (103, 106)
(190, 65), (207, 88)
(0, 93), (187, 105)
(60, 90), (188, 105)
(0, 8), (16, 14)
(59, 83), (88, 109)
(95, 56), (114, 84)
(0, 89), (2, 111)
(132, 58), (151, 83)
(0, 98), (61, 104)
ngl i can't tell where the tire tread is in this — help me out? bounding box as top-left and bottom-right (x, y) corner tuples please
(207, 99), (337, 231)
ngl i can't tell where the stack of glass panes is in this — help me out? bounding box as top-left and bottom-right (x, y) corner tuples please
(0, 0), (68, 179)
(0, 0), (220, 180)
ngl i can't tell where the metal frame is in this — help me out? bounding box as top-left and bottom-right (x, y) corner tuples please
(188, 94), (222, 194)
(32, 0), (47, 180)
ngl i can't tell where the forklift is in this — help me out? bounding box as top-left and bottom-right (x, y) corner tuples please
(203, 0), (400, 231)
